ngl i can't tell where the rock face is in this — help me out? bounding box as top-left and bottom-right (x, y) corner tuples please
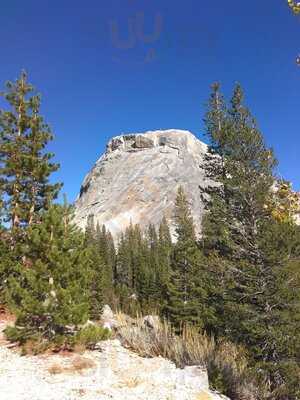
(74, 129), (212, 239)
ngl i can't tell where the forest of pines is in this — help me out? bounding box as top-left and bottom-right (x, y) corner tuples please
(0, 72), (300, 399)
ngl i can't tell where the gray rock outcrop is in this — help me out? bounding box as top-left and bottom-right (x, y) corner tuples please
(74, 129), (212, 239)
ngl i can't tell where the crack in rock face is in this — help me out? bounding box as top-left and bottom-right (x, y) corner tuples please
(74, 129), (213, 240)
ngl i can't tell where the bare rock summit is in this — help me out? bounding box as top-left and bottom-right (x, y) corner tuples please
(74, 129), (211, 239)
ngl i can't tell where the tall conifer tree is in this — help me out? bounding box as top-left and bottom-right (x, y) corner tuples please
(202, 83), (300, 397)
(164, 187), (203, 328)
(84, 216), (105, 319)
(0, 71), (61, 231)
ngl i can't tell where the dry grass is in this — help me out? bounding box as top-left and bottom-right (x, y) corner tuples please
(119, 377), (141, 389)
(115, 311), (213, 366)
(21, 338), (50, 355)
(48, 363), (64, 375)
(73, 343), (86, 354)
(70, 356), (96, 372)
(47, 356), (96, 375)
(115, 311), (261, 400)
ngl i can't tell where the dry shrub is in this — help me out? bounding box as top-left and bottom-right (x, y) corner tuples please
(119, 377), (140, 388)
(48, 363), (64, 375)
(70, 356), (96, 372)
(73, 343), (86, 354)
(21, 339), (39, 355)
(47, 356), (96, 375)
(20, 337), (51, 355)
(116, 312), (262, 400)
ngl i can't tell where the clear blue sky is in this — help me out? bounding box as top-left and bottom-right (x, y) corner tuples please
(0, 0), (299, 202)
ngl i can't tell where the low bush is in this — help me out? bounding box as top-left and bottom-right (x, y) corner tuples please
(4, 325), (24, 343)
(116, 312), (264, 400)
(4, 325), (51, 354)
(5, 323), (111, 353)
(74, 325), (111, 349)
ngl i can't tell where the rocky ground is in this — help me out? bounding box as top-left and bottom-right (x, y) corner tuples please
(0, 314), (226, 400)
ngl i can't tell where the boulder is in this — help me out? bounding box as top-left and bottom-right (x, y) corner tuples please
(110, 137), (124, 151)
(179, 366), (209, 391)
(134, 135), (154, 148)
(100, 304), (118, 331)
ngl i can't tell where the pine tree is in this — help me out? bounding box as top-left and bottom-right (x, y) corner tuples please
(0, 71), (61, 231)
(6, 204), (92, 341)
(202, 82), (300, 397)
(164, 187), (203, 328)
(0, 229), (14, 305)
(116, 232), (131, 289)
(95, 224), (114, 303)
(147, 223), (159, 271)
(158, 216), (172, 285)
(84, 215), (105, 319)
(114, 222), (161, 312)
(145, 223), (161, 305)
(0, 173), (15, 305)
(135, 228), (154, 308)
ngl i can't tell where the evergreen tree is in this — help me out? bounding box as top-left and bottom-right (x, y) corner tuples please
(114, 222), (161, 312)
(116, 231), (132, 290)
(6, 204), (92, 341)
(0, 228), (14, 304)
(145, 223), (162, 304)
(202, 82), (300, 398)
(95, 223), (114, 302)
(0, 148), (15, 305)
(158, 216), (172, 286)
(164, 187), (203, 328)
(147, 223), (159, 272)
(0, 71), (61, 231)
(84, 215), (105, 319)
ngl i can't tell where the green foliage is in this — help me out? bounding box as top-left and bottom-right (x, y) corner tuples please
(74, 325), (111, 349)
(84, 216), (117, 317)
(201, 82), (300, 398)
(115, 221), (165, 310)
(0, 71), (62, 230)
(95, 223), (115, 303)
(4, 325), (24, 343)
(0, 231), (14, 303)
(164, 187), (208, 329)
(6, 204), (92, 342)
(1, 72), (299, 399)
